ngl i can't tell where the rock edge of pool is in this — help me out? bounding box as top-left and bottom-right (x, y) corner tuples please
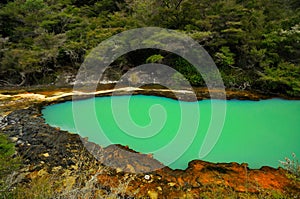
(1, 85), (300, 198)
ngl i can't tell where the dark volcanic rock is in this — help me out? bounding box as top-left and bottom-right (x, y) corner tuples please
(3, 107), (83, 168)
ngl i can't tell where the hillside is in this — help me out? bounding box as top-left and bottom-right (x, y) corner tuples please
(0, 0), (299, 96)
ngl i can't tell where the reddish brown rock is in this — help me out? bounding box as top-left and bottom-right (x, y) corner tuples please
(95, 145), (300, 198)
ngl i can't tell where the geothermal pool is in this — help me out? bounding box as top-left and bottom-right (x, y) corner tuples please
(42, 95), (300, 169)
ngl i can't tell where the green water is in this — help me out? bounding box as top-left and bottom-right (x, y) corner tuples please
(42, 95), (300, 169)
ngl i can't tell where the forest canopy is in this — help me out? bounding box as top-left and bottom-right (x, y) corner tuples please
(0, 0), (299, 96)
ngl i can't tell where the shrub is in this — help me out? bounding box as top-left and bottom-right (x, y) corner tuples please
(0, 133), (20, 198)
(280, 153), (300, 180)
(146, 54), (164, 63)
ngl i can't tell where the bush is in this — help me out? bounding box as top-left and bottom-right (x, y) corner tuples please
(146, 54), (164, 63)
(280, 153), (300, 180)
(172, 57), (204, 86)
(259, 62), (300, 96)
(0, 133), (20, 198)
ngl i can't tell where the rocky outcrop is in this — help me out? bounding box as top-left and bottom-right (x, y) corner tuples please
(0, 86), (300, 198)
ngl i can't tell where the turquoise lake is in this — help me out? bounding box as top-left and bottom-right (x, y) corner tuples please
(42, 95), (300, 169)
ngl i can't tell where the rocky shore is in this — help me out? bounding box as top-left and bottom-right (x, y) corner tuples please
(1, 85), (300, 198)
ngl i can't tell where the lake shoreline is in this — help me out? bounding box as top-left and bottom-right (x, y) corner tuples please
(1, 84), (299, 117)
(1, 83), (299, 101)
(1, 85), (300, 197)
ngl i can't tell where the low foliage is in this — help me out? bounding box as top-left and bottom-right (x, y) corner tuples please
(280, 153), (300, 180)
(0, 133), (20, 198)
(146, 54), (164, 63)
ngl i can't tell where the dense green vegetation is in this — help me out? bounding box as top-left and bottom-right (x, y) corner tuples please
(0, 0), (299, 95)
(0, 133), (20, 198)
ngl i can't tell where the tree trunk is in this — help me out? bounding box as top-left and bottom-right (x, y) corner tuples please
(17, 72), (26, 87)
